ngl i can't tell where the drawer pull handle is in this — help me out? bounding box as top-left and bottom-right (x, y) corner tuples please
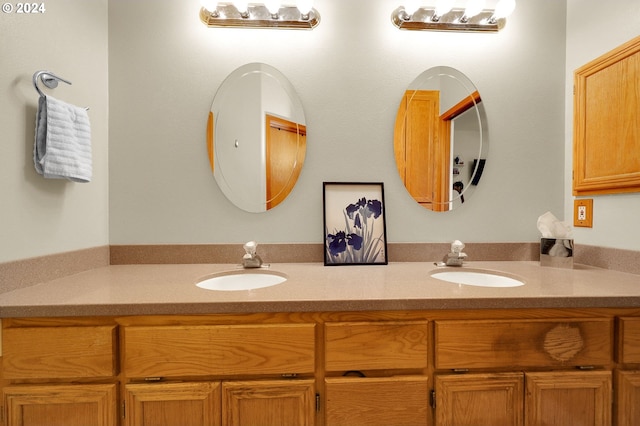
(343, 370), (366, 377)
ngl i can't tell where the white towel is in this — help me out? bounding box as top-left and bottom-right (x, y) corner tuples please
(34, 95), (92, 182)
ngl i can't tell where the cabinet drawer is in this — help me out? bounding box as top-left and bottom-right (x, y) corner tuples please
(123, 323), (315, 378)
(618, 317), (640, 363)
(435, 318), (612, 369)
(325, 321), (428, 371)
(3, 326), (117, 379)
(325, 376), (429, 426)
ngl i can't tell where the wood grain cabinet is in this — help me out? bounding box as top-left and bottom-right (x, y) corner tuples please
(433, 318), (614, 426)
(435, 372), (524, 426)
(435, 371), (612, 426)
(124, 382), (221, 426)
(124, 379), (315, 426)
(121, 322), (316, 426)
(615, 317), (640, 426)
(324, 321), (430, 426)
(5, 311), (640, 426)
(222, 379), (315, 426)
(122, 323), (316, 378)
(1, 324), (118, 426)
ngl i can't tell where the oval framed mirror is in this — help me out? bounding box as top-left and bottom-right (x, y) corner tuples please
(394, 66), (488, 212)
(207, 63), (307, 212)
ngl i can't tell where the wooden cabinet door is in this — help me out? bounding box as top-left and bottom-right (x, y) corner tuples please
(325, 376), (429, 426)
(124, 382), (221, 426)
(222, 379), (315, 426)
(617, 317), (640, 363)
(525, 371), (611, 426)
(435, 373), (523, 426)
(3, 383), (117, 426)
(615, 370), (640, 426)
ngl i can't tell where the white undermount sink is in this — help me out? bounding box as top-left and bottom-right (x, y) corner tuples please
(196, 270), (287, 291)
(430, 269), (524, 288)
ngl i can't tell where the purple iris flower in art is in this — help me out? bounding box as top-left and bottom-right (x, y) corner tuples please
(346, 198), (367, 218)
(327, 231), (348, 256)
(327, 231), (363, 256)
(348, 232), (363, 250)
(365, 199), (382, 218)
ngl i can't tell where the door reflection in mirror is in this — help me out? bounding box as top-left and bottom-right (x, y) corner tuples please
(394, 66), (488, 212)
(208, 63), (307, 212)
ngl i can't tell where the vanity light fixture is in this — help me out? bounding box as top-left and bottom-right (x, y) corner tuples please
(391, 0), (515, 32)
(199, 1), (320, 30)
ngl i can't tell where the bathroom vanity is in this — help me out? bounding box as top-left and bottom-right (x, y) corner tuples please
(1, 261), (639, 426)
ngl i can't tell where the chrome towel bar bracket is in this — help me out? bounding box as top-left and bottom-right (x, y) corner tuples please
(32, 70), (72, 97)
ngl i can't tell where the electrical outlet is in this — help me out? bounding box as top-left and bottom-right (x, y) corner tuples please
(578, 206), (587, 220)
(574, 199), (593, 228)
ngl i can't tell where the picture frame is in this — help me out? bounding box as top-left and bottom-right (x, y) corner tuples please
(323, 182), (388, 266)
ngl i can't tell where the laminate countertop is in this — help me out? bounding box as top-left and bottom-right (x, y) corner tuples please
(1, 261), (639, 318)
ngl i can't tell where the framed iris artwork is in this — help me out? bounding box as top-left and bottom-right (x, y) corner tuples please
(323, 182), (388, 266)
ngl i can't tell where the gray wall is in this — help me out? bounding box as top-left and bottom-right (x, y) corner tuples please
(2, 0), (639, 264)
(565, 0), (640, 250)
(108, 0), (567, 245)
(1, 0), (109, 262)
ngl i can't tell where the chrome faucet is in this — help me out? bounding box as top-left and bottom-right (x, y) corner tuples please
(440, 240), (467, 266)
(242, 241), (263, 268)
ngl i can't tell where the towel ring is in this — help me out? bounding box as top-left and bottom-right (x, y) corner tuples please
(32, 70), (72, 97)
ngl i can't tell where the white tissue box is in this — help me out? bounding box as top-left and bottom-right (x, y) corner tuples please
(540, 238), (574, 269)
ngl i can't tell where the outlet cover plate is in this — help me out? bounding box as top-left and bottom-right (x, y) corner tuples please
(574, 199), (593, 228)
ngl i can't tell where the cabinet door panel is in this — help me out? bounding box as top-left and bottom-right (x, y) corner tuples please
(618, 317), (640, 363)
(325, 321), (428, 371)
(615, 370), (640, 426)
(525, 371), (611, 426)
(3, 383), (117, 426)
(3, 326), (116, 379)
(325, 376), (429, 426)
(435, 373), (523, 426)
(123, 324), (315, 378)
(125, 382), (221, 426)
(435, 318), (612, 369)
(222, 379), (314, 426)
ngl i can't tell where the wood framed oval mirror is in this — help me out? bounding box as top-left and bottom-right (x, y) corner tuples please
(207, 63), (307, 212)
(394, 66), (488, 211)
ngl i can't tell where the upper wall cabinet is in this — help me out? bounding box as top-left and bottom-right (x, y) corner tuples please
(573, 35), (640, 196)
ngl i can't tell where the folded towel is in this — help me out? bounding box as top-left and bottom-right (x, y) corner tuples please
(34, 95), (92, 182)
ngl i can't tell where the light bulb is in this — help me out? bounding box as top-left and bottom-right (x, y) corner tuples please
(264, 0), (281, 15)
(403, 0), (422, 15)
(463, 0), (485, 20)
(492, 0), (515, 19)
(296, 0), (314, 15)
(434, 0), (454, 17)
(200, 0), (217, 12)
(234, 0), (249, 15)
